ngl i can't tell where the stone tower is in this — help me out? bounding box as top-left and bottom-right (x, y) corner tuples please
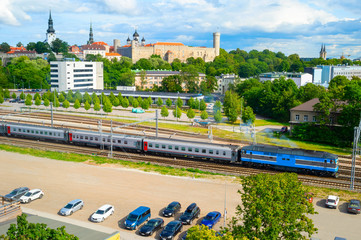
(113, 39), (120, 52)
(213, 32), (220, 57)
(320, 44), (327, 60)
(45, 10), (56, 46)
(87, 22), (94, 44)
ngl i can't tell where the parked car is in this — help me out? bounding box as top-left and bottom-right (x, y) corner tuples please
(347, 199), (360, 214)
(9, 99), (18, 103)
(162, 201), (181, 217)
(4, 187), (29, 201)
(59, 199), (84, 216)
(90, 204), (114, 222)
(159, 220), (183, 240)
(139, 218), (164, 236)
(179, 203), (200, 225)
(201, 211), (221, 229)
(123, 206), (151, 230)
(325, 195), (339, 209)
(19, 189), (44, 203)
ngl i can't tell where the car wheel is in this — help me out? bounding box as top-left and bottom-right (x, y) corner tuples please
(102, 218), (105, 222)
(189, 219), (193, 224)
(28, 198), (32, 203)
(70, 211), (73, 215)
(80, 205), (83, 210)
(39, 194), (43, 199)
(111, 210), (114, 215)
(134, 225), (138, 230)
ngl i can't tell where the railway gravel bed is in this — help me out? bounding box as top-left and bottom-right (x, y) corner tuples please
(0, 136), (360, 192)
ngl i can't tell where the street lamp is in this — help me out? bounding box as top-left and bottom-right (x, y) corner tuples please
(176, 91), (179, 122)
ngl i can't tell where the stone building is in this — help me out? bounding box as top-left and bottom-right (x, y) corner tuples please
(115, 31), (220, 63)
(320, 44), (327, 60)
(215, 74), (242, 94)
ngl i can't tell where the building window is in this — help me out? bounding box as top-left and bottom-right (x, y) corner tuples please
(304, 115), (308, 121)
(295, 115), (299, 121)
(312, 116), (316, 122)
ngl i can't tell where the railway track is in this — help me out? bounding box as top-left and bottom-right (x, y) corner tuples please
(0, 136), (360, 192)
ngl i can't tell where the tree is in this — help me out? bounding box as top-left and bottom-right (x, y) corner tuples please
(35, 97), (41, 106)
(20, 92), (25, 100)
(51, 38), (69, 54)
(200, 99), (206, 111)
(1, 213), (78, 240)
(140, 99), (149, 110)
(83, 92), (92, 104)
(74, 99), (80, 109)
(84, 101), (91, 111)
(11, 93), (16, 99)
(66, 90), (74, 102)
(176, 97), (183, 108)
(43, 98), (50, 107)
(214, 100), (222, 114)
(121, 98), (129, 108)
(0, 42), (10, 53)
(4, 89), (10, 98)
(214, 110), (223, 123)
(156, 97), (163, 107)
(241, 106), (256, 124)
(128, 96), (134, 106)
(25, 94), (32, 106)
(161, 105), (169, 119)
(188, 97), (194, 109)
(193, 99), (200, 110)
(186, 108), (195, 121)
(132, 99), (139, 108)
(58, 94), (65, 102)
(0, 95), (3, 104)
(103, 98), (113, 113)
(166, 98), (172, 107)
(201, 110), (208, 120)
(186, 225), (235, 240)
(63, 99), (70, 109)
(54, 97), (60, 108)
(113, 97), (120, 107)
(223, 90), (240, 123)
(94, 102), (101, 111)
(173, 106), (182, 120)
(229, 173), (317, 240)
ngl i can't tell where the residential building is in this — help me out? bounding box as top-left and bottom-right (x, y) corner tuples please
(134, 70), (206, 90)
(82, 44), (106, 58)
(50, 61), (103, 92)
(215, 74), (242, 94)
(115, 31), (220, 63)
(259, 72), (312, 87)
(105, 52), (121, 61)
(68, 45), (81, 54)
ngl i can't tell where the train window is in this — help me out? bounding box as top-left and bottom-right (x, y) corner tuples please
(223, 151), (226, 155)
(168, 145), (172, 149)
(216, 150), (219, 155)
(282, 158), (285, 160)
(188, 147), (192, 152)
(202, 149), (206, 153)
(209, 150), (213, 154)
(124, 141), (128, 144)
(155, 144), (159, 148)
(107, 139), (110, 142)
(149, 143), (153, 147)
(175, 146), (179, 150)
(232, 152), (235, 156)
(85, 136), (88, 140)
(162, 145), (166, 149)
(45, 132), (47, 135)
(181, 147), (186, 151)
(330, 160), (334, 164)
(195, 148), (199, 152)
(102, 138), (105, 142)
(23, 129), (25, 132)
(95, 137), (98, 141)
(90, 137), (93, 140)
(40, 131), (43, 134)
(80, 136), (83, 139)
(18, 128), (21, 132)
(31, 130), (34, 133)
(36, 131), (39, 134)
(324, 160), (327, 163)
(117, 140), (121, 143)
(49, 132), (52, 135)
(113, 139), (116, 143)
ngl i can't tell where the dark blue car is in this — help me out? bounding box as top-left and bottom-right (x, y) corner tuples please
(139, 218), (164, 236)
(159, 220), (183, 240)
(200, 211), (221, 229)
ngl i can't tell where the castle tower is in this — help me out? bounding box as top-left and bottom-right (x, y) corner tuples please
(127, 36), (131, 45)
(133, 30), (139, 42)
(45, 10), (56, 46)
(87, 22), (94, 44)
(141, 36), (145, 46)
(320, 44), (327, 60)
(213, 32), (220, 57)
(113, 39), (120, 52)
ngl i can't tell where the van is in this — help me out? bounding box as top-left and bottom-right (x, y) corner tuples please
(123, 206), (151, 230)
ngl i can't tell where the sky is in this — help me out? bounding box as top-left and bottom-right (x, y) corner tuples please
(1, 0), (361, 59)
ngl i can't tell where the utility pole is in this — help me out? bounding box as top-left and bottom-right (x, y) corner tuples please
(110, 119), (113, 157)
(223, 180), (227, 227)
(50, 102), (53, 127)
(350, 118), (361, 190)
(156, 109), (158, 138)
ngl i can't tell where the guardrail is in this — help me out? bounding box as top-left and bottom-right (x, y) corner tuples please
(0, 195), (22, 220)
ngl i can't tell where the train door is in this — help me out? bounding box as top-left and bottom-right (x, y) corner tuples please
(7, 126), (10, 135)
(69, 133), (73, 142)
(143, 141), (148, 152)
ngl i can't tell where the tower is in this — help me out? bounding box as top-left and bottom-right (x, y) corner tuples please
(213, 32), (220, 57)
(45, 10), (56, 46)
(87, 22), (94, 44)
(141, 36), (145, 46)
(127, 36), (131, 45)
(113, 39), (120, 52)
(133, 29), (139, 42)
(320, 44), (327, 60)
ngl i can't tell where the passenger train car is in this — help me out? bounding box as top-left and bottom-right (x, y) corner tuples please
(0, 122), (339, 177)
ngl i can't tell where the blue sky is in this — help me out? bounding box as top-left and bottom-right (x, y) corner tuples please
(1, 0), (361, 59)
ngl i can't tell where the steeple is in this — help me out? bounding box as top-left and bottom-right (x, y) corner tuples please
(320, 44), (327, 60)
(47, 10), (55, 34)
(88, 22), (94, 44)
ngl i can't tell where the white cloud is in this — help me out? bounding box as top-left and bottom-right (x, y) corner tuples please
(0, 0), (21, 25)
(174, 35), (194, 42)
(103, 0), (139, 15)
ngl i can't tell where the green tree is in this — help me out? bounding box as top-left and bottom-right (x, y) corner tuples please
(186, 108), (195, 121)
(103, 98), (113, 113)
(43, 98), (50, 107)
(193, 99), (200, 110)
(173, 106), (182, 120)
(128, 96), (134, 106)
(84, 101), (91, 111)
(166, 98), (172, 107)
(146, 96), (152, 106)
(223, 91), (240, 123)
(141, 99), (149, 110)
(0, 95), (3, 104)
(33, 92), (41, 101)
(54, 97), (60, 107)
(214, 110), (223, 123)
(63, 99), (70, 109)
(20, 92), (25, 100)
(51, 38), (69, 54)
(186, 225), (235, 240)
(241, 106), (256, 124)
(94, 102), (101, 111)
(132, 99), (139, 108)
(66, 90), (74, 102)
(4, 89), (10, 98)
(214, 100), (222, 114)
(59, 94), (65, 102)
(161, 105), (169, 119)
(11, 93), (16, 99)
(176, 97), (183, 108)
(156, 97), (163, 107)
(121, 98), (129, 108)
(200, 99), (206, 111)
(229, 173), (317, 240)
(188, 97), (194, 109)
(200, 110), (208, 120)
(35, 97), (41, 106)
(83, 92), (92, 104)
(113, 97), (120, 107)
(25, 95), (32, 106)
(74, 99), (80, 109)
(0, 42), (10, 53)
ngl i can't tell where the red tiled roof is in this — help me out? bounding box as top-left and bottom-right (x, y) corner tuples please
(92, 41), (108, 46)
(106, 53), (121, 56)
(10, 46), (26, 51)
(82, 44), (106, 50)
(154, 42), (184, 46)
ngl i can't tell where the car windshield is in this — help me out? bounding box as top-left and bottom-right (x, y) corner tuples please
(64, 204), (73, 209)
(96, 210), (105, 215)
(164, 223), (177, 231)
(204, 214), (215, 221)
(24, 192), (32, 197)
(166, 203), (177, 210)
(328, 199), (335, 203)
(10, 190), (19, 195)
(127, 214), (138, 221)
(182, 211), (192, 217)
(349, 204), (359, 208)
(145, 220), (158, 227)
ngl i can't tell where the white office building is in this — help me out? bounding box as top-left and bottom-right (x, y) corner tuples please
(311, 65), (361, 87)
(259, 72), (312, 87)
(50, 61), (104, 92)
(215, 74), (243, 94)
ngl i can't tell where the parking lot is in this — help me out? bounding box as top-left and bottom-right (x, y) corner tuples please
(0, 150), (361, 239)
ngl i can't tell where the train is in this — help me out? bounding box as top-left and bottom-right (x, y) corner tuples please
(0, 122), (339, 177)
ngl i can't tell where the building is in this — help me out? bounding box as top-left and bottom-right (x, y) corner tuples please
(311, 65), (361, 87)
(259, 72), (312, 87)
(68, 45), (81, 54)
(50, 61), (104, 92)
(134, 70), (206, 90)
(105, 52), (121, 61)
(115, 31), (220, 63)
(87, 23), (94, 45)
(6, 46), (37, 59)
(82, 41), (111, 59)
(320, 44), (327, 60)
(45, 10), (56, 46)
(215, 74), (242, 94)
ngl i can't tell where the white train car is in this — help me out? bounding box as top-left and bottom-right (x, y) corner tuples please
(5, 123), (68, 142)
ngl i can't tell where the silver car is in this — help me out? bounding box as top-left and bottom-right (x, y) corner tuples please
(59, 199), (84, 216)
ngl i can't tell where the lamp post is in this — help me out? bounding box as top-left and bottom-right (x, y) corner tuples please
(223, 180), (227, 227)
(176, 91), (179, 122)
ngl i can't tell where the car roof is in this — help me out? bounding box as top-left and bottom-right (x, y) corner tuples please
(28, 189), (41, 193)
(168, 220), (181, 225)
(98, 204), (113, 210)
(131, 206), (150, 214)
(350, 199), (360, 204)
(149, 218), (163, 222)
(328, 195), (338, 200)
(207, 211), (220, 216)
(14, 187), (29, 191)
(169, 201), (180, 206)
(186, 203), (197, 210)
(68, 199), (82, 204)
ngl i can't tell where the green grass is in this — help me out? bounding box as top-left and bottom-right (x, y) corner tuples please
(254, 119), (289, 127)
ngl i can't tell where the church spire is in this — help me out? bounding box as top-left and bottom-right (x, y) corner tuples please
(47, 10), (55, 34)
(88, 22), (94, 44)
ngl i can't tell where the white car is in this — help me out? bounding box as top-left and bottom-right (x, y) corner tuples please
(326, 195), (339, 209)
(91, 204), (114, 222)
(20, 189), (44, 203)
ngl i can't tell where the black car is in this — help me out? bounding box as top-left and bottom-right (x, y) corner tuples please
(138, 218), (164, 236)
(159, 220), (183, 240)
(4, 187), (30, 201)
(162, 201), (181, 217)
(179, 203), (200, 225)
(347, 199), (361, 214)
